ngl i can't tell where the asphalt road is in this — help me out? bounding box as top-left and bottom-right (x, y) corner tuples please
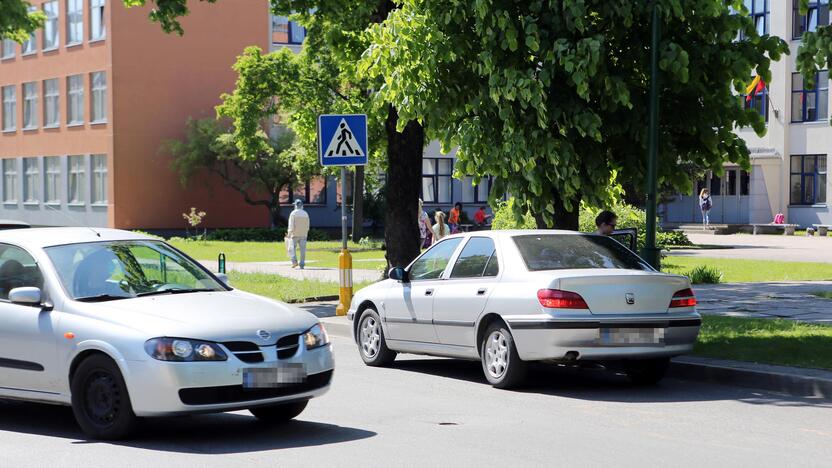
(1, 335), (830, 467)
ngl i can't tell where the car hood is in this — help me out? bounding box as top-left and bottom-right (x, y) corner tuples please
(77, 290), (319, 342)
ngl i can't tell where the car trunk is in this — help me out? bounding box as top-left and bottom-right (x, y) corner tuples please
(555, 271), (690, 315)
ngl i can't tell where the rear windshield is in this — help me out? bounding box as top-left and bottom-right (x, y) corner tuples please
(512, 234), (652, 271)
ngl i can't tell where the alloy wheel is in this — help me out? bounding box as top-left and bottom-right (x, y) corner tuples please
(485, 330), (509, 379)
(360, 315), (381, 358)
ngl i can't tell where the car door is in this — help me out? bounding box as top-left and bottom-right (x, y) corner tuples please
(433, 237), (500, 348)
(383, 238), (464, 343)
(0, 244), (58, 393)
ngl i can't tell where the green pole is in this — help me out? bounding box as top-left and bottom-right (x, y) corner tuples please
(642, 0), (661, 270)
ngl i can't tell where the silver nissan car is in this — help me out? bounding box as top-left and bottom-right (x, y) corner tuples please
(0, 228), (333, 440)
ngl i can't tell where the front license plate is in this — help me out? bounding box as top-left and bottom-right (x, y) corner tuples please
(243, 364), (307, 388)
(601, 328), (665, 346)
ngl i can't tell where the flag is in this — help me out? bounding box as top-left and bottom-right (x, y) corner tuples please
(746, 75), (765, 102)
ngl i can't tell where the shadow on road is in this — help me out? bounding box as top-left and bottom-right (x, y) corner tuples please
(0, 400), (375, 453)
(389, 357), (832, 408)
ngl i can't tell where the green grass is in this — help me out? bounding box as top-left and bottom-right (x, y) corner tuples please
(695, 316), (832, 370)
(228, 271), (374, 303)
(169, 239), (387, 270)
(662, 257), (832, 283)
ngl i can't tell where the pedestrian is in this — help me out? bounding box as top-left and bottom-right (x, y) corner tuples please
(699, 188), (712, 230)
(474, 206), (491, 227)
(595, 210), (618, 236)
(448, 202), (462, 234)
(418, 199), (433, 249)
(432, 211), (450, 243)
(286, 199), (310, 269)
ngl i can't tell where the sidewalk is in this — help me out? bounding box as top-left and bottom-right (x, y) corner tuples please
(694, 281), (832, 324)
(200, 260), (381, 283)
(668, 233), (832, 263)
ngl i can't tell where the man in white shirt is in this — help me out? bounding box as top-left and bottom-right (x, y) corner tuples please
(287, 199), (310, 269)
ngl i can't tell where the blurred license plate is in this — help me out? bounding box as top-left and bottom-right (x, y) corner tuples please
(243, 364), (306, 388)
(601, 328), (664, 345)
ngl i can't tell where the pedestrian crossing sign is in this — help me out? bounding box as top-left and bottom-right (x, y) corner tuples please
(318, 114), (368, 166)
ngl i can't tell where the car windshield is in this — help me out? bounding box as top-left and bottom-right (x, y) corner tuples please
(513, 234), (652, 272)
(45, 240), (226, 301)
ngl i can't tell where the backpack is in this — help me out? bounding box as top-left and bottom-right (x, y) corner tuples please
(701, 196), (712, 211)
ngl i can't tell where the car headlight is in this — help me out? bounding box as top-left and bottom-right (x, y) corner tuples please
(303, 323), (330, 350)
(144, 337), (228, 362)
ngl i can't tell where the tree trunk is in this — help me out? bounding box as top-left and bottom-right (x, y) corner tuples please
(534, 188), (581, 231)
(384, 105), (424, 275)
(351, 166), (365, 243)
(268, 197), (286, 229)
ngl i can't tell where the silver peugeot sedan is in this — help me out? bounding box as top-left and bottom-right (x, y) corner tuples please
(0, 228), (333, 439)
(348, 230), (700, 389)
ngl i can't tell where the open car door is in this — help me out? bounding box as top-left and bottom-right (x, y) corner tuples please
(610, 228), (638, 252)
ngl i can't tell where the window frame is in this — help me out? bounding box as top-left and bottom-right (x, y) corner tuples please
(793, 0), (830, 39)
(67, 155), (86, 205)
(43, 0), (60, 51)
(790, 154), (827, 205)
(1, 39), (15, 60)
(91, 154), (107, 205)
(90, 0), (106, 41)
(792, 71), (830, 123)
(2, 85), (17, 132)
(43, 78), (60, 128)
(3, 159), (18, 204)
(22, 157), (40, 204)
(421, 157), (453, 205)
(67, 74), (84, 125)
(66, 0), (84, 46)
(449, 236), (500, 279)
(22, 82), (38, 130)
(90, 71), (107, 123)
(44, 156), (61, 204)
(406, 237), (464, 281)
(22, 6), (38, 54)
(282, 177), (328, 206)
(0, 243), (45, 302)
(271, 15), (306, 45)
(738, 0), (769, 40)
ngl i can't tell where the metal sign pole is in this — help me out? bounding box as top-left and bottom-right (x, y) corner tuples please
(336, 167), (353, 316)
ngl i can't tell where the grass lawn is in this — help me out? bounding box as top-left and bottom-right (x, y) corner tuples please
(170, 239), (388, 270)
(662, 257), (832, 283)
(695, 316), (832, 370)
(228, 271), (374, 303)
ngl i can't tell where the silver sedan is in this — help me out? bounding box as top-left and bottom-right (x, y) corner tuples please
(348, 230), (700, 388)
(0, 228), (333, 439)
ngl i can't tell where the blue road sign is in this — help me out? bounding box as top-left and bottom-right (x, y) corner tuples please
(318, 114), (368, 166)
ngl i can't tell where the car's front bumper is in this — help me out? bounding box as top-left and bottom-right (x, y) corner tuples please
(124, 343), (334, 417)
(506, 312), (700, 361)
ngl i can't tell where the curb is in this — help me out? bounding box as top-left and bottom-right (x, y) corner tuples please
(287, 295), (340, 304)
(320, 316), (832, 399)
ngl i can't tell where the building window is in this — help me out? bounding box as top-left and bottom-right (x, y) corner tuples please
(43, 79), (59, 128)
(90, 0), (106, 40)
(67, 74), (84, 125)
(743, 83), (768, 122)
(740, 170), (751, 196)
(794, 0), (829, 39)
(90, 72), (106, 122)
(792, 71), (829, 122)
(271, 15), (306, 45)
(43, 1), (60, 50)
(23, 158), (39, 203)
(1, 39), (14, 59)
(67, 0), (84, 45)
(91, 154), (107, 204)
(22, 6), (38, 54)
(422, 158), (453, 204)
(22, 82), (38, 130)
(68, 155), (86, 204)
(286, 176), (327, 205)
(2, 85), (16, 132)
(3, 159), (17, 203)
(791, 155), (827, 205)
(44, 156), (61, 204)
(461, 176), (493, 204)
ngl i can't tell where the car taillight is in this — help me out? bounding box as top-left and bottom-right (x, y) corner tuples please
(537, 289), (589, 309)
(669, 288), (697, 308)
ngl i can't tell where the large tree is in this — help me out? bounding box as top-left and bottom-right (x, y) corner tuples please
(363, 0), (788, 229)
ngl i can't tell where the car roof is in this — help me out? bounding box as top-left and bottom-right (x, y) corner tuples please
(445, 229), (592, 240)
(0, 227), (154, 250)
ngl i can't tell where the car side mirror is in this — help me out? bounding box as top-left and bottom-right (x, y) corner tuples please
(216, 273), (230, 286)
(9, 287), (42, 306)
(388, 267), (408, 282)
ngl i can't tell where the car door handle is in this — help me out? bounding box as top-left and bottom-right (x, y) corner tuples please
(477, 288), (487, 295)
(425, 289), (434, 296)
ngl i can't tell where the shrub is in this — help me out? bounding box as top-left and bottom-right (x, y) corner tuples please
(132, 230), (163, 240)
(687, 265), (722, 284)
(657, 230), (692, 247)
(490, 198), (537, 230)
(358, 237), (383, 249)
(308, 229), (332, 241)
(207, 228), (287, 242)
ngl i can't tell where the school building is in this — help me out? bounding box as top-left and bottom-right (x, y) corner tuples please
(665, 1), (831, 228)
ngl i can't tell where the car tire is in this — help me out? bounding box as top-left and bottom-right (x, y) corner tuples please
(357, 308), (397, 367)
(480, 322), (527, 389)
(70, 354), (139, 440)
(624, 358), (670, 385)
(250, 400), (308, 423)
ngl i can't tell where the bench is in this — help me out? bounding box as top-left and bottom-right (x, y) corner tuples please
(812, 224), (832, 236)
(751, 223), (798, 235)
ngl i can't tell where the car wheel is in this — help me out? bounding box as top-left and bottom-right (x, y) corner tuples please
(624, 358), (670, 385)
(250, 400), (308, 423)
(70, 354), (138, 440)
(357, 308), (396, 366)
(480, 323), (527, 389)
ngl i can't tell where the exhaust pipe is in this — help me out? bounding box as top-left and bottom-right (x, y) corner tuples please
(564, 351), (580, 361)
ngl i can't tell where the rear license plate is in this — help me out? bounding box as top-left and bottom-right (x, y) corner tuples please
(601, 328), (665, 346)
(243, 364), (307, 388)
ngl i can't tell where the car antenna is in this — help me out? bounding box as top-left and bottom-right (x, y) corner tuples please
(43, 204), (101, 237)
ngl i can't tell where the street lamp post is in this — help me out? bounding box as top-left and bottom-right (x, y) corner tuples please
(642, 0), (662, 270)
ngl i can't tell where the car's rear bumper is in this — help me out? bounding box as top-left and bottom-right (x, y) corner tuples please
(124, 344), (334, 417)
(506, 312), (700, 361)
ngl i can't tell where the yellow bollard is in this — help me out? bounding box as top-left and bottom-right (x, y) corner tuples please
(336, 249), (353, 316)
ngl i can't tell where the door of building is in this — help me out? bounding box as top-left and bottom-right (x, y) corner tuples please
(707, 169), (750, 224)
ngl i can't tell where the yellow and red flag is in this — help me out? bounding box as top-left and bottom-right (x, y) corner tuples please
(745, 75), (765, 102)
